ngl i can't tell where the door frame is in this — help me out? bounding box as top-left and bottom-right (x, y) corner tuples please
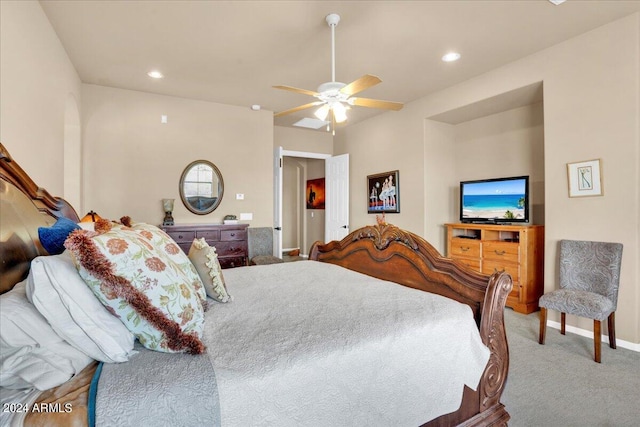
(274, 147), (331, 258)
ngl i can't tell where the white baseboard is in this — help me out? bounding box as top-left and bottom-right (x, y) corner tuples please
(546, 320), (640, 352)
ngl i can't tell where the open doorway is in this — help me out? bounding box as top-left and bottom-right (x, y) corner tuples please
(282, 156), (325, 257)
(274, 148), (348, 258)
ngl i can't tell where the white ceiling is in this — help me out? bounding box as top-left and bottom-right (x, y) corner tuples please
(40, 0), (640, 130)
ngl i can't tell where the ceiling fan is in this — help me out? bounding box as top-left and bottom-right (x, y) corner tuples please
(273, 13), (403, 127)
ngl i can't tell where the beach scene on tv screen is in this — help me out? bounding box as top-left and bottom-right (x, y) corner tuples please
(462, 179), (526, 220)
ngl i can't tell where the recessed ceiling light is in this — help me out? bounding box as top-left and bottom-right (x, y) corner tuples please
(548, 0), (566, 5)
(442, 52), (461, 62)
(251, 104), (261, 111)
(147, 70), (164, 79)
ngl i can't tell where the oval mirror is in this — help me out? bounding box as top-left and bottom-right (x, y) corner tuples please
(179, 160), (224, 215)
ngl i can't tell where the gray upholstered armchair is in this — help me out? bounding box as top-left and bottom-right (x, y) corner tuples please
(538, 239), (623, 363)
(247, 227), (284, 265)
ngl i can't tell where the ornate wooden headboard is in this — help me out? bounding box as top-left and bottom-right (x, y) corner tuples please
(0, 143), (79, 293)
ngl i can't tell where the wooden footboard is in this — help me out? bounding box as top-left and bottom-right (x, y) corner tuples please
(309, 224), (512, 426)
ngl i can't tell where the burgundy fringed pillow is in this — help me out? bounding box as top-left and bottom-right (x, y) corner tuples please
(64, 222), (206, 354)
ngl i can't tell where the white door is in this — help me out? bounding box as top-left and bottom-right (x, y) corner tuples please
(273, 146), (283, 257)
(325, 154), (350, 242)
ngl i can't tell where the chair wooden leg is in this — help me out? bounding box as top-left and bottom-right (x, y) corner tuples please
(608, 312), (616, 349)
(594, 320), (602, 363)
(539, 307), (547, 344)
(560, 312), (566, 335)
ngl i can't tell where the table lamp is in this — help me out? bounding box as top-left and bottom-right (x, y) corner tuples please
(162, 199), (175, 226)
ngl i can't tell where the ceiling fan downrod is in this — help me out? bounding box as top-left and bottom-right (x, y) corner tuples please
(326, 13), (340, 84)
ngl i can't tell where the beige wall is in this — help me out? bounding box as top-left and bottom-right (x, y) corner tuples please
(82, 84), (274, 227)
(452, 102), (545, 225)
(335, 112), (425, 234)
(336, 14), (640, 345)
(0, 1), (82, 199)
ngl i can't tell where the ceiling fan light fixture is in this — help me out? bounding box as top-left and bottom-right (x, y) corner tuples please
(332, 102), (348, 123)
(314, 104), (330, 121)
(272, 12), (403, 127)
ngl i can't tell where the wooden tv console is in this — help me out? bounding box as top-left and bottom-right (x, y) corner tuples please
(446, 223), (544, 314)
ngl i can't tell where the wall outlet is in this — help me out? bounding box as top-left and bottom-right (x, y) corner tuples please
(236, 193), (244, 200)
(239, 213), (253, 220)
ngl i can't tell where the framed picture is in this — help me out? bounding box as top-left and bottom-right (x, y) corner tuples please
(306, 177), (325, 209)
(367, 170), (400, 213)
(567, 159), (603, 197)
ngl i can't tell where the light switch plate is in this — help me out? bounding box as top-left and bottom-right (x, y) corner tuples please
(240, 213), (253, 220)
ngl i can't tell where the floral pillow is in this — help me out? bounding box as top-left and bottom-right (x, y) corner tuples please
(188, 238), (231, 303)
(64, 222), (206, 354)
(120, 218), (208, 311)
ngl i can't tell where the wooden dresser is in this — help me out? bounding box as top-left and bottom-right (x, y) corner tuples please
(446, 223), (544, 314)
(159, 223), (249, 269)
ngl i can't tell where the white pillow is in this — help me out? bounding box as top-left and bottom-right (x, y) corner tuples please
(0, 281), (93, 390)
(26, 252), (135, 363)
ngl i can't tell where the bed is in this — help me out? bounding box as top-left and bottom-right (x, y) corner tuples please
(0, 142), (512, 426)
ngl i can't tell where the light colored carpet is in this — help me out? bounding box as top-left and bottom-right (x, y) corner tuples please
(502, 309), (640, 426)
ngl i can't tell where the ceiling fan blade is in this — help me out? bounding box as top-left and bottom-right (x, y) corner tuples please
(274, 101), (324, 118)
(350, 97), (404, 111)
(273, 85), (319, 97)
(339, 74), (382, 96)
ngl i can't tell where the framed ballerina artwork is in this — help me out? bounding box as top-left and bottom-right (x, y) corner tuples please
(367, 170), (400, 214)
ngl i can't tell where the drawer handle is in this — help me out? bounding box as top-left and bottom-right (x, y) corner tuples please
(494, 250), (506, 255)
(460, 246), (470, 252)
(230, 233), (235, 237)
(178, 235), (184, 239)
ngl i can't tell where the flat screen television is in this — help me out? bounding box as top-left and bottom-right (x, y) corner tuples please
(460, 176), (529, 223)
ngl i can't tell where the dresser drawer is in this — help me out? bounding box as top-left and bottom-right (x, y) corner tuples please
(214, 241), (248, 257)
(196, 229), (220, 241)
(221, 229), (247, 241)
(452, 256), (481, 272)
(166, 230), (196, 244)
(482, 259), (520, 283)
(482, 241), (519, 263)
(449, 238), (481, 258)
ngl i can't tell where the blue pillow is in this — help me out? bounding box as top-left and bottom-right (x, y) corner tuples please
(38, 217), (81, 255)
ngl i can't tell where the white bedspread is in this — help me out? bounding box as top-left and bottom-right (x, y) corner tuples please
(209, 261), (489, 427)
